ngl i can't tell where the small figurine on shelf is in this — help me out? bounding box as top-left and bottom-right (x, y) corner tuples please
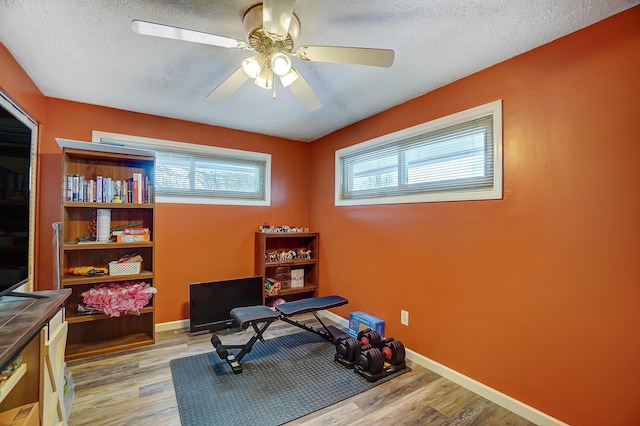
(297, 249), (312, 260)
(259, 223), (310, 233)
(259, 223), (274, 233)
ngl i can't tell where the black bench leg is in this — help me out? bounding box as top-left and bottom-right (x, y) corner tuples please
(210, 320), (275, 373)
(279, 311), (338, 342)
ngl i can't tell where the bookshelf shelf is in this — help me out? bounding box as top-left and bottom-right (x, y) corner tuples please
(63, 242), (153, 250)
(66, 307), (154, 324)
(63, 202), (155, 209)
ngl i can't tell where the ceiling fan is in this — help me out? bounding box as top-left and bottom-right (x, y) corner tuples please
(132, 0), (394, 111)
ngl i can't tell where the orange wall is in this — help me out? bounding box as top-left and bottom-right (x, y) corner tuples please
(310, 7), (640, 426)
(36, 100), (310, 323)
(0, 43), (44, 122)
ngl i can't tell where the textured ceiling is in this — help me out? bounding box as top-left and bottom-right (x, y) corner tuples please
(0, 0), (637, 141)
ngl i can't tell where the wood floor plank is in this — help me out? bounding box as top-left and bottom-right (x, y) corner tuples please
(67, 314), (536, 426)
(285, 402), (364, 425)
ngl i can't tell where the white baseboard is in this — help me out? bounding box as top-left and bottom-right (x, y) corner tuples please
(318, 311), (567, 426)
(319, 309), (349, 328)
(156, 319), (189, 333)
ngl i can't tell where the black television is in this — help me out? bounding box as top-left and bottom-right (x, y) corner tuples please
(189, 275), (264, 334)
(1, 95), (34, 296)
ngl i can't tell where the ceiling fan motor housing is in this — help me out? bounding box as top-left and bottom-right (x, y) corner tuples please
(243, 4), (300, 53)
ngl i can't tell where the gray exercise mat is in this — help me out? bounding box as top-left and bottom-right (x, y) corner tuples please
(170, 330), (409, 426)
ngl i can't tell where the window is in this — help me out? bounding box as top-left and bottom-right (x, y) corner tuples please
(92, 131), (270, 206)
(335, 100), (502, 205)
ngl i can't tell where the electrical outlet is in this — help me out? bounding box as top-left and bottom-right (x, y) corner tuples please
(401, 310), (409, 326)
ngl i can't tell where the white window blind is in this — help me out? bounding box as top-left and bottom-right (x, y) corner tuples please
(92, 131), (270, 206)
(154, 151), (266, 201)
(336, 101), (502, 205)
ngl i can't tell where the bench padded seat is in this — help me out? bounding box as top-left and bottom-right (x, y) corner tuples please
(275, 295), (348, 316)
(231, 305), (278, 330)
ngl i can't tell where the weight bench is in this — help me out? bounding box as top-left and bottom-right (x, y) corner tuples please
(210, 295), (348, 374)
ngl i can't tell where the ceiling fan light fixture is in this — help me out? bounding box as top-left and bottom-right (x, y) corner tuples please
(254, 67), (273, 90)
(279, 68), (299, 87)
(270, 52), (292, 76)
(242, 54), (265, 79)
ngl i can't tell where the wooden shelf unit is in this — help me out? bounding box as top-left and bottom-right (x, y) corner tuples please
(58, 141), (156, 360)
(255, 232), (319, 303)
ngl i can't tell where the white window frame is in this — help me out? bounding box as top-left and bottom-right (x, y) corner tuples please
(335, 100), (502, 206)
(92, 131), (271, 206)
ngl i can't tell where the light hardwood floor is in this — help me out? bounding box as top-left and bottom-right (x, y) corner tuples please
(66, 314), (536, 426)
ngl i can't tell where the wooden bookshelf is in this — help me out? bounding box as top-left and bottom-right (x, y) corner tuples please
(255, 232), (319, 303)
(57, 139), (156, 360)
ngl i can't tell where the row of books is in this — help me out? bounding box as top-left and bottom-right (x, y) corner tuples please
(64, 173), (152, 204)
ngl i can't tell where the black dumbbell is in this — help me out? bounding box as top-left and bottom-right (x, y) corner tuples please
(357, 344), (385, 374)
(357, 328), (382, 348)
(380, 337), (406, 365)
(335, 336), (360, 363)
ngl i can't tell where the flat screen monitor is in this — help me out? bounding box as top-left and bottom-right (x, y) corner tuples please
(189, 275), (263, 334)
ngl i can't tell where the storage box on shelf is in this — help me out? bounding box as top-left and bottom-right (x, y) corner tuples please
(57, 139), (156, 360)
(255, 231), (319, 304)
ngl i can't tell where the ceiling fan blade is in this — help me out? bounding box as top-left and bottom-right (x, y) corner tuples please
(296, 45), (394, 67)
(132, 20), (248, 50)
(206, 67), (250, 101)
(286, 69), (323, 111)
(262, 0), (296, 41)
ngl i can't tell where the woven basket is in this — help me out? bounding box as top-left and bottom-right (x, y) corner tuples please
(108, 261), (141, 276)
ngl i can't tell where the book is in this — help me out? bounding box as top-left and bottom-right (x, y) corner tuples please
(78, 175), (85, 202)
(106, 177), (113, 202)
(126, 177), (134, 203)
(135, 172), (143, 204)
(96, 176), (103, 202)
(66, 175), (73, 201)
(123, 227), (149, 235)
(117, 234), (150, 243)
(71, 175), (79, 201)
(114, 180), (122, 202)
(132, 173), (139, 203)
